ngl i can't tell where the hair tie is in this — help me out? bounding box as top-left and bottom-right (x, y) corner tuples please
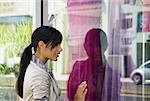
(31, 47), (35, 54)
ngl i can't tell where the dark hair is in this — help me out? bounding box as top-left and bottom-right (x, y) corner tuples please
(16, 26), (62, 98)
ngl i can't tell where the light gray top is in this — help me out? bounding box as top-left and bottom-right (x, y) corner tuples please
(23, 55), (61, 101)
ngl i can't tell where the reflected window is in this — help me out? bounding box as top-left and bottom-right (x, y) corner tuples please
(137, 12), (142, 32)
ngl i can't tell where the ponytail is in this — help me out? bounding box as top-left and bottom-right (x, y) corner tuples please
(16, 44), (33, 98)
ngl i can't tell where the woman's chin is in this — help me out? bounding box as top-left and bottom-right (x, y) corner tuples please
(49, 58), (57, 61)
(53, 57), (58, 61)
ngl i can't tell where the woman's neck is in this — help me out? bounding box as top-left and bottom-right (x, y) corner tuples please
(35, 53), (48, 64)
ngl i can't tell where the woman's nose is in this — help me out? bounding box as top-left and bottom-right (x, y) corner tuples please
(59, 46), (63, 52)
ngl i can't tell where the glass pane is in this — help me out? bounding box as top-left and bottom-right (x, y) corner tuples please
(48, 0), (120, 101)
(48, 0), (150, 101)
(0, 0), (33, 101)
(115, 0), (150, 101)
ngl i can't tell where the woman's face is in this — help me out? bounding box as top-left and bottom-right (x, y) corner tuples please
(45, 43), (63, 61)
(38, 41), (63, 62)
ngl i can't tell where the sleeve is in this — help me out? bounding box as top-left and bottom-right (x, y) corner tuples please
(30, 72), (50, 101)
(67, 61), (81, 101)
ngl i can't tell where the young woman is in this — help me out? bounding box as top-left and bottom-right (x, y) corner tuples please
(16, 26), (87, 101)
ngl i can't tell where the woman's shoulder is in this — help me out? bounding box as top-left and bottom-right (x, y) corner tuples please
(24, 62), (50, 86)
(73, 60), (86, 68)
(26, 61), (49, 77)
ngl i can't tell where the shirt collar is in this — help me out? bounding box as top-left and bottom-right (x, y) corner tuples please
(32, 55), (50, 73)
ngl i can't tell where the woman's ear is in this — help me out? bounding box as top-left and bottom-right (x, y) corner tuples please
(38, 41), (46, 49)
